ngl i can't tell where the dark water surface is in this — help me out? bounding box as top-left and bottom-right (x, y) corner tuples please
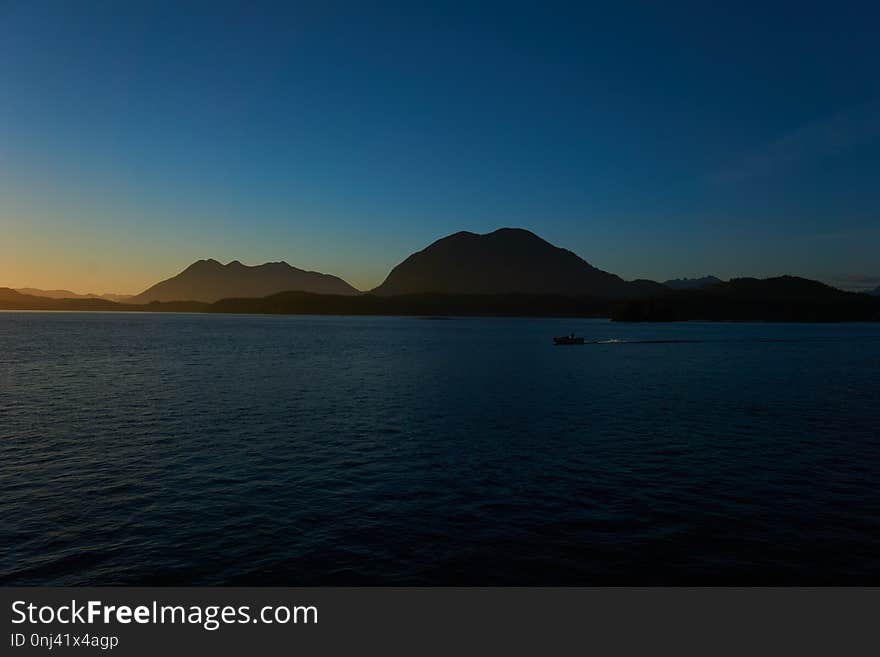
(1, 312), (878, 584)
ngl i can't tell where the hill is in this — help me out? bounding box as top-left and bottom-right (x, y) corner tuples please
(371, 228), (660, 297)
(614, 276), (880, 322)
(129, 259), (360, 303)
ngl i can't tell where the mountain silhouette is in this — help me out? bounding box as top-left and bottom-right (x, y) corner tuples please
(662, 276), (722, 290)
(129, 259), (360, 303)
(371, 228), (656, 297)
(0, 287), (122, 310)
(615, 276), (880, 322)
(201, 276), (879, 321)
(870, 286), (880, 296)
(3, 276), (878, 321)
(15, 288), (133, 301)
(0, 287), (206, 311)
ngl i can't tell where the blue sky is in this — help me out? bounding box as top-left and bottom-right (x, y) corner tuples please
(1, 1), (878, 293)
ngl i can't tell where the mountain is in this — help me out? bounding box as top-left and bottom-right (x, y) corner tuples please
(15, 288), (133, 301)
(207, 275), (878, 321)
(662, 276), (722, 290)
(870, 286), (880, 296)
(16, 287), (92, 299)
(715, 276), (860, 302)
(614, 276), (880, 322)
(129, 259), (360, 303)
(5, 276), (878, 322)
(0, 287), (206, 312)
(371, 228), (658, 297)
(0, 287), (122, 310)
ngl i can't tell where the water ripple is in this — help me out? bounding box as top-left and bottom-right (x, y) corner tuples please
(1, 313), (879, 584)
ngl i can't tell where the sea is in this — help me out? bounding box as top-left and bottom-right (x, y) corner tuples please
(1, 312), (878, 584)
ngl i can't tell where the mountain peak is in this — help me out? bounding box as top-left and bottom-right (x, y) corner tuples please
(488, 226), (541, 237)
(442, 227), (545, 242)
(372, 228), (640, 297)
(186, 258), (223, 271)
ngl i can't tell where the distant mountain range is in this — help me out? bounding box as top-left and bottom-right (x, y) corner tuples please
(870, 286), (880, 296)
(4, 276), (877, 321)
(15, 288), (133, 302)
(3, 227), (879, 321)
(0, 287), (203, 312)
(129, 259), (359, 303)
(614, 276), (880, 322)
(662, 276), (722, 290)
(372, 228), (663, 297)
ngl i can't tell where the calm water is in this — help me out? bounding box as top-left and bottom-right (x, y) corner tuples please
(1, 312), (878, 585)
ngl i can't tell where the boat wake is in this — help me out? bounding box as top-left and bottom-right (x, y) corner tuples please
(590, 339), (703, 344)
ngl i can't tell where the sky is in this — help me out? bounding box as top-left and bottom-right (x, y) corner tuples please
(1, 1), (878, 294)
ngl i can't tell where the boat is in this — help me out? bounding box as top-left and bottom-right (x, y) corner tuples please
(553, 333), (585, 345)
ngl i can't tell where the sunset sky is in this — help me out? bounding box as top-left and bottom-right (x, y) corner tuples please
(1, 2), (878, 294)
